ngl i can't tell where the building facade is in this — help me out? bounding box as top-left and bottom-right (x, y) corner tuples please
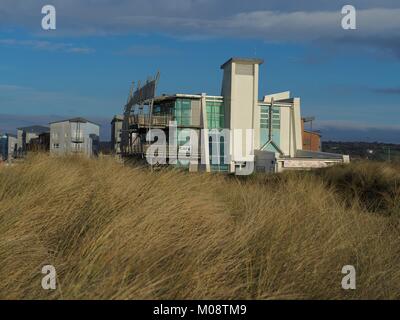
(302, 129), (321, 152)
(0, 133), (17, 161)
(50, 118), (100, 157)
(121, 57), (349, 173)
(301, 117), (321, 152)
(111, 115), (123, 154)
(27, 132), (50, 152)
(16, 125), (49, 156)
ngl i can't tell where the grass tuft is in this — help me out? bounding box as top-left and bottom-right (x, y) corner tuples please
(0, 155), (399, 299)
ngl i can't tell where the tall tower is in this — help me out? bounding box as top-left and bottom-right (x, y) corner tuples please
(221, 58), (263, 170)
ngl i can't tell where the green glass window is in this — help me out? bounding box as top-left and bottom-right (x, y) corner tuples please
(175, 99), (192, 126)
(260, 105), (281, 149)
(208, 134), (229, 172)
(206, 100), (224, 129)
(260, 105), (280, 129)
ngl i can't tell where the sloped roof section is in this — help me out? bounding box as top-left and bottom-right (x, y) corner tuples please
(50, 117), (99, 126)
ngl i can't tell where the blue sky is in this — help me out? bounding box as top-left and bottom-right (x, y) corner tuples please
(1, 0), (400, 141)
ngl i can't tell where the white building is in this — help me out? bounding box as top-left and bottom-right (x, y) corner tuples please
(122, 57), (349, 174)
(50, 117), (100, 157)
(219, 58), (349, 173)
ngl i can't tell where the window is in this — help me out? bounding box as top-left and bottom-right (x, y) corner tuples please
(260, 105), (280, 129)
(175, 99), (192, 126)
(206, 99), (227, 172)
(71, 142), (82, 151)
(206, 100), (224, 129)
(208, 132), (229, 172)
(260, 105), (281, 150)
(153, 106), (161, 114)
(72, 130), (83, 141)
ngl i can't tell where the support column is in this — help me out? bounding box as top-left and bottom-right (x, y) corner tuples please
(201, 93), (211, 172)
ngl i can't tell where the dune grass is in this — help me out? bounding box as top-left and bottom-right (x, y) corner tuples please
(0, 154), (399, 299)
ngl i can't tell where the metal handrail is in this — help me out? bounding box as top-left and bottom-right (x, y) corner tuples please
(130, 114), (174, 127)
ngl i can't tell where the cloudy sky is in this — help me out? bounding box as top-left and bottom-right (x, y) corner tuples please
(0, 0), (400, 141)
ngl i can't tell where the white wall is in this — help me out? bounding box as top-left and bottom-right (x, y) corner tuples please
(50, 121), (69, 155)
(271, 99), (303, 157)
(50, 121), (99, 157)
(221, 59), (261, 168)
(17, 129), (23, 151)
(82, 122), (100, 156)
(279, 105), (292, 156)
(8, 136), (17, 159)
(293, 98), (303, 152)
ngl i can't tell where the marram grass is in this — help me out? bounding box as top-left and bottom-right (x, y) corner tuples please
(0, 154), (399, 299)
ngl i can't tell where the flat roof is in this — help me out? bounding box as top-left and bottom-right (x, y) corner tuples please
(294, 150), (343, 160)
(111, 115), (124, 123)
(258, 101), (294, 107)
(221, 57), (264, 69)
(304, 130), (322, 136)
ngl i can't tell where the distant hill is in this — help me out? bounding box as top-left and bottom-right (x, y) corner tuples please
(323, 141), (400, 162)
(318, 126), (400, 144)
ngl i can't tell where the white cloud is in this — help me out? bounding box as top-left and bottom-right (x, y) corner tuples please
(1, 2), (400, 57)
(0, 84), (24, 91)
(0, 39), (94, 54)
(1, 1), (400, 40)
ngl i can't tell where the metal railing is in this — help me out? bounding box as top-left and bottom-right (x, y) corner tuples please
(130, 114), (174, 127)
(71, 136), (84, 143)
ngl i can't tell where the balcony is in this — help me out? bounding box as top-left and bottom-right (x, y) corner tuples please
(71, 136), (84, 143)
(129, 114), (174, 128)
